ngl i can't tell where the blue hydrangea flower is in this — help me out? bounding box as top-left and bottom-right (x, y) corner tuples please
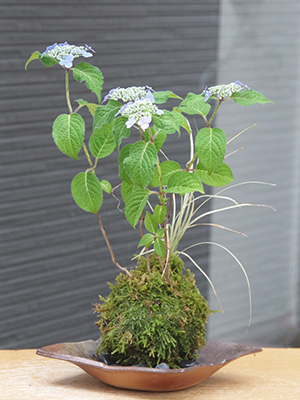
(41, 42), (94, 69)
(202, 80), (250, 102)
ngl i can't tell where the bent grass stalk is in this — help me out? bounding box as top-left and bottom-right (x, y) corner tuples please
(182, 241), (253, 332)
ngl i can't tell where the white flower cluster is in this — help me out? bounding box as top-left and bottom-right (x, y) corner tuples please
(103, 86), (154, 104)
(41, 42), (94, 68)
(203, 80), (250, 102)
(208, 82), (244, 99)
(120, 98), (163, 130)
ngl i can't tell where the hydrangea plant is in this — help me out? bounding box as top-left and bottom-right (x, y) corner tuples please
(26, 43), (273, 368)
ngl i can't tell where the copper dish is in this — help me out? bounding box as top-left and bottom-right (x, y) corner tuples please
(36, 339), (262, 392)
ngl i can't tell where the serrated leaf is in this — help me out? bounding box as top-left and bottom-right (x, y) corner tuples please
(52, 113), (85, 159)
(123, 142), (157, 188)
(144, 212), (157, 234)
(93, 100), (122, 130)
(153, 205), (167, 225)
(76, 99), (98, 116)
(195, 162), (234, 187)
(153, 91), (182, 104)
(124, 188), (150, 227)
(231, 89), (273, 106)
(121, 180), (136, 203)
(73, 63), (103, 104)
(119, 144), (133, 183)
(195, 127), (226, 174)
(154, 238), (166, 258)
(150, 161), (180, 187)
(89, 122), (115, 159)
(25, 51), (41, 70)
(165, 171), (204, 194)
(178, 92), (211, 117)
(144, 128), (167, 151)
(71, 172), (103, 214)
(138, 233), (154, 248)
(100, 179), (112, 194)
(152, 110), (182, 135)
(40, 54), (59, 67)
(113, 116), (131, 150)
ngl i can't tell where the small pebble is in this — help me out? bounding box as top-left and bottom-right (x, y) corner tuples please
(155, 362), (170, 370)
(179, 359), (196, 368)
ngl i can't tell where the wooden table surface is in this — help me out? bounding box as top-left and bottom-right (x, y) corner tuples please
(1, 347), (300, 399)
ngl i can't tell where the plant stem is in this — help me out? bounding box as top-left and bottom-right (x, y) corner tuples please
(65, 70), (73, 114)
(207, 99), (222, 127)
(185, 154), (197, 171)
(97, 211), (132, 278)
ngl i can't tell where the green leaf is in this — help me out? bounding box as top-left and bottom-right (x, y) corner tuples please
(40, 54), (59, 67)
(154, 131), (167, 151)
(231, 89), (273, 106)
(119, 144), (133, 183)
(153, 91), (182, 104)
(113, 117), (131, 150)
(195, 127), (226, 174)
(154, 238), (166, 258)
(156, 228), (165, 238)
(138, 233), (154, 248)
(25, 51), (41, 70)
(121, 180), (136, 203)
(73, 63), (103, 104)
(93, 100), (122, 130)
(165, 171), (204, 194)
(52, 113), (85, 159)
(152, 110), (182, 135)
(178, 92), (211, 117)
(89, 123), (115, 159)
(195, 162), (234, 187)
(153, 205), (167, 225)
(144, 128), (167, 151)
(75, 99), (98, 116)
(144, 212), (158, 234)
(150, 161), (181, 187)
(124, 188), (150, 227)
(71, 172), (103, 214)
(100, 179), (112, 194)
(123, 142), (157, 188)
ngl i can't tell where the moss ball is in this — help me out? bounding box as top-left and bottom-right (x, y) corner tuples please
(94, 255), (210, 368)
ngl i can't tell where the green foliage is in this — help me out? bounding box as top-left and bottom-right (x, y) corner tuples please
(25, 51), (42, 70)
(124, 188), (150, 227)
(178, 92), (211, 117)
(89, 123), (115, 159)
(95, 255), (210, 368)
(76, 99), (98, 116)
(100, 179), (112, 194)
(93, 100), (122, 130)
(231, 89), (273, 106)
(165, 170), (204, 194)
(195, 127), (226, 174)
(150, 161), (180, 187)
(123, 142), (157, 188)
(52, 113), (85, 160)
(71, 172), (103, 213)
(73, 63), (103, 103)
(195, 162), (234, 187)
(153, 91), (182, 104)
(152, 110), (184, 135)
(113, 117), (131, 150)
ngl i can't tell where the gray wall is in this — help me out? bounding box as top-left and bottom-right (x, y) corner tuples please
(0, 1), (220, 348)
(208, 0), (300, 346)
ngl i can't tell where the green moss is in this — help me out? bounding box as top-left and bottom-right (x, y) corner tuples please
(94, 254), (210, 368)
